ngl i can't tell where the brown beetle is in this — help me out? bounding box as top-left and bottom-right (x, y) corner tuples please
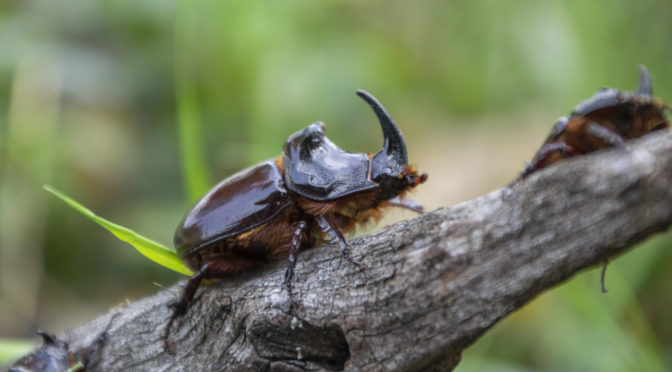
(166, 90), (427, 347)
(516, 65), (668, 181)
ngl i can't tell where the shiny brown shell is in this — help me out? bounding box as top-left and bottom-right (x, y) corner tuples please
(174, 160), (292, 258)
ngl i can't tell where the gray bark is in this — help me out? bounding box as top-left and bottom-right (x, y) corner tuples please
(52, 132), (672, 370)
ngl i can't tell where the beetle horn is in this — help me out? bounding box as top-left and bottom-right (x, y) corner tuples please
(36, 331), (57, 344)
(356, 89), (408, 167)
(637, 65), (652, 96)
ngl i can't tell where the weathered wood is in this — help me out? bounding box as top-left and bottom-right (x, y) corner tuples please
(57, 132), (672, 370)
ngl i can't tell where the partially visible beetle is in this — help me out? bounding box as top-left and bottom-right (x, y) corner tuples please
(9, 332), (75, 372)
(515, 65), (669, 181)
(166, 90), (427, 347)
(511, 65), (669, 293)
(10, 317), (116, 372)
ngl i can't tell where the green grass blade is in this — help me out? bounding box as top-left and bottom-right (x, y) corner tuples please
(0, 338), (36, 365)
(175, 0), (212, 203)
(44, 185), (193, 276)
(67, 361), (85, 372)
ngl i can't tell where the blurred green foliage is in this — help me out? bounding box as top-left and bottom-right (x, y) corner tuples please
(1, 0), (672, 369)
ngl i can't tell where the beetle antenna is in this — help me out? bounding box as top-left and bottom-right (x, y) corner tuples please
(356, 89), (408, 166)
(637, 64), (652, 96)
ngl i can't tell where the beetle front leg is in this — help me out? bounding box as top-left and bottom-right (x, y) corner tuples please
(509, 117), (572, 185)
(387, 197), (424, 213)
(315, 215), (365, 270)
(284, 220), (308, 307)
(546, 116), (569, 142)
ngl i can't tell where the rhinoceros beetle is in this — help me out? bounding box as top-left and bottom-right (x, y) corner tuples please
(165, 90), (427, 347)
(516, 65), (669, 181)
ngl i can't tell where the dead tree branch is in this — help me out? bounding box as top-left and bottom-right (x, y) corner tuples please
(55, 132), (672, 370)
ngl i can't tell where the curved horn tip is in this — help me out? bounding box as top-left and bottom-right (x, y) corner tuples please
(355, 89), (376, 104)
(637, 64), (652, 95)
(355, 89), (391, 118)
(356, 89), (408, 165)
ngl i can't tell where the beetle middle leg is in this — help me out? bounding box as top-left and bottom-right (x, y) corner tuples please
(316, 215), (365, 270)
(284, 220), (308, 306)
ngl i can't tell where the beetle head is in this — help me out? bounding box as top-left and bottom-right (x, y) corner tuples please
(357, 90), (426, 199)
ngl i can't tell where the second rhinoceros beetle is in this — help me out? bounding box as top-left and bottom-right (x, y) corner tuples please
(10, 316), (116, 372)
(165, 90), (427, 346)
(9, 332), (77, 372)
(516, 65), (669, 181)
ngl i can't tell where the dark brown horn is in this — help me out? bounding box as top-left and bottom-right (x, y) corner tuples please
(637, 65), (652, 96)
(36, 330), (57, 344)
(356, 89), (408, 165)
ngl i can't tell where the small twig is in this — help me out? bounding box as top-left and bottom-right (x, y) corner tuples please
(601, 259), (609, 293)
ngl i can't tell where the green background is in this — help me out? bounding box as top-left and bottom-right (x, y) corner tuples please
(1, 1), (672, 370)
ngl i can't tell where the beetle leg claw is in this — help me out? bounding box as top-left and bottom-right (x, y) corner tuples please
(340, 246), (366, 270)
(316, 215), (366, 270)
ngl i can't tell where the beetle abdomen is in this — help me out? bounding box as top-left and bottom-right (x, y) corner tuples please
(174, 160), (292, 258)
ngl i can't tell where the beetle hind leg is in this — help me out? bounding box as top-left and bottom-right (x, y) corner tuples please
(316, 215), (365, 270)
(164, 267), (208, 351)
(164, 259), (261, 351)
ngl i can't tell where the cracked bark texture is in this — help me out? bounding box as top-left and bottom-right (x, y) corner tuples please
(43, 132), (672, 370)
